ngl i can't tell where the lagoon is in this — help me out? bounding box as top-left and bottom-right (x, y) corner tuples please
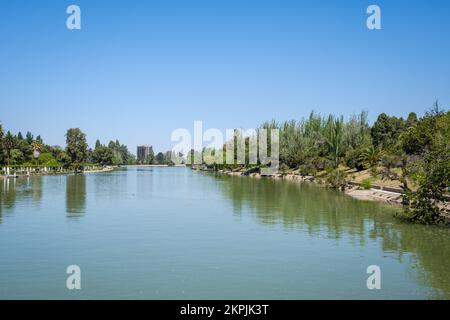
(0, 167), (449, 299)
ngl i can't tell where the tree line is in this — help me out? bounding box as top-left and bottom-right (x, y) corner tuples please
(191, 101), (449, 225)
(136, 145), (181, 166)
(0, 126), (135, 169)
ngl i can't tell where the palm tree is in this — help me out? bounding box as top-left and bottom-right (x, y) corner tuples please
(0, 124), (4, 164)
(31, 140), (43, 159)
(3, 131), (15, 165)
(358, 144), (384, 169)
(31, 140), (43, 152)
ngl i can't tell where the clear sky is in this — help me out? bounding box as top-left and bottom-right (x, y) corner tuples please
(1, 0), (449, 153)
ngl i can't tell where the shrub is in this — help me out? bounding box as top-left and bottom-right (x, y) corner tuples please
(361, 179), (372, 190)
(279, 163), (290, 175)
(38, 152), (55, 165)
(345, 148), (365, 171)
(403, 142), (450, 225)
(299, 162), (317, 176)
(326, 169), (348, 190)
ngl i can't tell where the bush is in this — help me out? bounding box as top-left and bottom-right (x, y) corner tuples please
(345, 148), (365, 171)
(44, 159), (60, 167)
(326, 169), (348, 190)
(38, 153), (55, 165)
(361, 179), (372, 190)
(299, 162), (317, 176)
(279, 163), (290, 175)
(403, 143), (450, 225)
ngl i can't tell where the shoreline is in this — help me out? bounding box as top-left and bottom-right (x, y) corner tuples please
(0, 164), (188, 180)
(127, 164), (169, 167)
(0, 164), (187, 180)
(344, 187), (403, 205)
(0, 166), (116, 179)
(79, 166), (116, 174)
(211, 169), (450, 215)
(126, 164), (186, 167)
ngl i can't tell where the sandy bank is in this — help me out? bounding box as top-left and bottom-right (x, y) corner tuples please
(344, 187), (403, 205)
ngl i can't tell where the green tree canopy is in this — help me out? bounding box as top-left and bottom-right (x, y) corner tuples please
(65, 128), (88, 170)
(371, 113), (405, 149)
(92, 145), (114, 165)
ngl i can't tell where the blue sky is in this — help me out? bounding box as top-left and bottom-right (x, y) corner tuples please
(1, 0), (449, 153)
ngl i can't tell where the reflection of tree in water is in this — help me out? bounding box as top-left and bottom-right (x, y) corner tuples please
(94, 169), (129, 200)
(66, 175), (86, 218)
(373, 222), (450, 299)
(30, 176), (43, 202)
(0, 178), (17, 222)
(215, 174), (450, 299)
(215, 175), (390, 239)
(0, 177), (43, 223)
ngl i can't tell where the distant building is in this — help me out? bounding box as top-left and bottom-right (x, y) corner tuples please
(137, 145), (153, 164)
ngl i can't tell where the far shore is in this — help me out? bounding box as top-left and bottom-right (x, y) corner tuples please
(0, 164), (187, 180)
(0, 165), (116, 179)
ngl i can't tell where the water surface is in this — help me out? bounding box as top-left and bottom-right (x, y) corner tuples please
(1, 167), (449, 299)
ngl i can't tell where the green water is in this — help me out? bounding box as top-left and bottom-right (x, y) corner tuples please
(0, 167), (449, 299)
